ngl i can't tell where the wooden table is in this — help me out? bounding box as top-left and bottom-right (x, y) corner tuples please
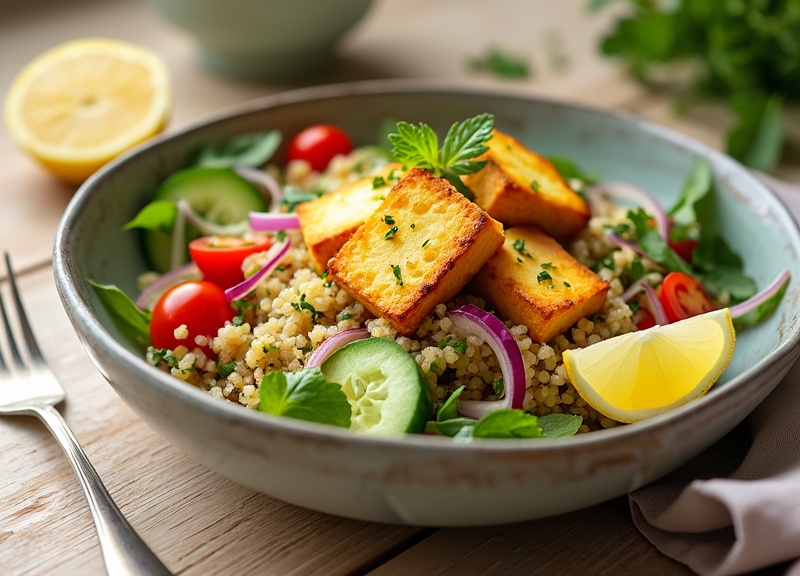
(1, 1), (796, 574)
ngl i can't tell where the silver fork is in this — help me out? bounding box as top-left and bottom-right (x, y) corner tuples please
(0, 254), (172, 576)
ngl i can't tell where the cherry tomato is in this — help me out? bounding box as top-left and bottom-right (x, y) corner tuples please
(668, 237), (698, 263)
(658, 272), (716, 323)
(189, 234), (274, 289)
(632, 308), (656, 330)
(150, 281), (234, 353)
(286, 124), (353, 172)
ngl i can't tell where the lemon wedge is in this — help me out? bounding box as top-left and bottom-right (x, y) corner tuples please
(4, 38), (170, 185)
(563, 308), (735, 423)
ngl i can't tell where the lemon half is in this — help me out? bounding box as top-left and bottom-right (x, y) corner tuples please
(4, 38), (170, 185)
(563, 308), (735, 423)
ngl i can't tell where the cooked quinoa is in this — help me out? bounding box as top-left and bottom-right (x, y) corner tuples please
(145, 153), (659, 432)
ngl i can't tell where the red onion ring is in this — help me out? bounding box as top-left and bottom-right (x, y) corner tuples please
(586, 181), (669, 240)
(249, 212), (301, 231)
(729, 268), (791, 318)
(305, 328), (370, 368)
(224, 238), (291, 302)
(234, 165), (284, 212)
(621, 279), (669, 326)
(608, 232), (649, 261)
(447, 304), (526, 419)
(135, 263), (201, 311)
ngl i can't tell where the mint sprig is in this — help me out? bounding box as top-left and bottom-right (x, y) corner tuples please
(388, 113), (495, 199)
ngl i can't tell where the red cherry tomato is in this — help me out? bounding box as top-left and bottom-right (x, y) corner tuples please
(189, 234), (274, 289)
(286, 124), (353, 172)
(632, 308), (656, 330)
(668, 237), (698, 263)
(150, 281), (234, 353)
(658, 272), (716, 323)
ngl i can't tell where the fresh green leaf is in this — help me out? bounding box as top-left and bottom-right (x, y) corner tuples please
(538, 413), (583, 437)
(123, 200), (177, 233)
(668, 158), (712, 229)
(217, 359), (237, 378)
(627, 208), (694, 275)
(732, 277), (789, 329)
(258, 368), (351, 428)
(491, 378), (504, 396)
(195, 130), (281, 168)
(472, 409), (542, 439)
(88, 281), (151, 347)
(437, 385), (465, 422)
(390, 264), (404, 286)
(692, 235), (756, 302)
(282, 185), (320, 212)
(468, 47), (531, 79)
(547, 156), (598, 185)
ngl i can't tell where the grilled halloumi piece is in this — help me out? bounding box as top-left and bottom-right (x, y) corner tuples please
(461, 130), (590, 238)
(328, 168), (505, 336)
(470, 225), (608, 343)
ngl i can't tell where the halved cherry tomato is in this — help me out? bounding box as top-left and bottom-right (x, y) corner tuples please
(658, 272), (716, 323)
(286, 124), (353, 172)
(668, 237), (698, 263)
(632, 308), (656, 330)
(189, 234), (274, 289)
(150, 281), (234, 354)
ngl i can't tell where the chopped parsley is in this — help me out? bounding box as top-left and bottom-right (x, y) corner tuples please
(537, 270), (553, 283)
(512, 238), (533, 259)
(383, 214), (395, 225)
(563, 281), (571, 288)
(290, 293), (323, 323)
(372, 176), (387, 189)
(530, 179), (540, 192)
(541, 262), (556, 270)
(217, 359), (237, 378)
(390, 264), (404, 286)
(275, 230), (288, 242)
(410, 223), (416, 229)
(231, 299), (254, 326)
(492, 378), (504, 397)
(339, 312), (353, 321)
(152, 348), (180, 369)
(468, 47), (531, 79)
(422, 239), (431, 248)
(384, 225), (399, 240)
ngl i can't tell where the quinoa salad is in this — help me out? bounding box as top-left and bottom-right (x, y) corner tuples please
(96, 114), (788, 439)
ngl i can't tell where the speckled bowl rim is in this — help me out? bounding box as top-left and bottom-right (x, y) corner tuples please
(54, 78), (800, 458)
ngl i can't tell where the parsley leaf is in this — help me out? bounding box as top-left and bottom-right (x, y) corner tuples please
(258, 368), (351, 428)
(217, 359), (237, 378)
(389, 113), (494, 199)
(291, 294), (323, 323)
(390, 264), (404, 286)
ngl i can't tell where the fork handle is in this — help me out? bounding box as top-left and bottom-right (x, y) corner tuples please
(31, 405), (173, 576)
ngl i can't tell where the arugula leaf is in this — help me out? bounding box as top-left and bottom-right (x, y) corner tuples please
(691, 235), (756, 302)
(538, 413), (583, 437)
(668, 158), (712, 231)
(123, 200), (177, 232)
(88, 281), (151, 347)
(389, 114), (494, 199)
(468, 47), (531, 79)
(258, 368), (351, 428)
(194, 130), (281, 168)
(627, 208), (694, 276)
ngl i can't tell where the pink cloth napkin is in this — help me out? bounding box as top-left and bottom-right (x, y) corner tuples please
(629, 174), (800, 576)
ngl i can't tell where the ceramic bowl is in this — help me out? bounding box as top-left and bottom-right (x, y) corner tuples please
(54, 80), (800, 526)
(150, 0), (374, 80)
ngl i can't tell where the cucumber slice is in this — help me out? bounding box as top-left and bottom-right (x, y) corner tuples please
(144, 166), (268, 273)
(320, 337), (432, 435)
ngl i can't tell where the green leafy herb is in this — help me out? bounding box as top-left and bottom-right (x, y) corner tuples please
(217, 359), (237, 378)
(594, 1), (798, 171)
(530, 179), (540, 192)
(123, 200), (176, 232)
(468, 47), (531, 79)
(627, 208), (694, 276)
(691, 235), (756, 302)
(422, 239), (431, 248)
(410, 223), (416, 229)
(291, 293), (323, 323)
(194, 130), (281, 168)
(537, 270), (553, 283)
(282, 185), (319, 212)
(538, 413), (583, 437)
(88, 281), (151, 347)
(372, 176), (387, 189)
(668, 158), (712, 241)
(469, 409), (542, 439)
(437, 385), (465, 423)
(563, 281), (571, 288)
(547, 156), (598, 185)
(384, 225), (399, 240)
(733, 277), (789, 329)
(512, 238), (533, 259)
(275, 230), (288, 242)
(258, 368), (351, 428)
(231, 299), (254, 326)
(383, 215), (395, 225)
(541, 262), (556, 270)
(390, 264), (404, 286)
(491, 378), (504, 397)
(339, 312), (353, 321)
(152, 348), (180, 369)
(388, 113), (495, 199)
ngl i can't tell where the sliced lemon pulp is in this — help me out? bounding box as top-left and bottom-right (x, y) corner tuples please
(563, 308), (735, 423)
(4, 38), (170, 184)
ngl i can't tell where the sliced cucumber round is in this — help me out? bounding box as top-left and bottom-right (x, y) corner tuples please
(144, 166), (268, 273)
(320, 337), (432, 435)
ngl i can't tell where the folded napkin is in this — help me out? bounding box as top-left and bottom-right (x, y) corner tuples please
(629, 174), (800, 576)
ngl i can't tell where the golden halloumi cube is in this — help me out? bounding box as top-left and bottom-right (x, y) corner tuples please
(461, 130), (590, 238)
(470, 226), (608, 343)
(328, 168), (505, 336)
(296, 163), (404, 273)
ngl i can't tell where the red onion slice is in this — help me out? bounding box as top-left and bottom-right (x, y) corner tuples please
(621, 279), (669, 326)
(729, 268), (791, 318)
(234, 165), (284, 212)
(135, 263), (201, 311)
(586, 181), (669, 240)
(306, 328), (370, 368)
(447, 304), (526, 419)
(249, 212), (301, 231)
(224, 238), (291, 302)
(608, 232), (649, 260)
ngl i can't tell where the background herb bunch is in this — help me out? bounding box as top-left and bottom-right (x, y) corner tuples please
(592, 0), (800, 171)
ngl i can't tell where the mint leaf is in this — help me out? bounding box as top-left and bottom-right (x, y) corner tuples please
(88, 281), (151, 347)
(123, 200), (177, 233)
(195, 130), (281, 168)
(472, 409), (542, 439)
(538, 413), (583, 437)
(258, 368), (351, 428)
